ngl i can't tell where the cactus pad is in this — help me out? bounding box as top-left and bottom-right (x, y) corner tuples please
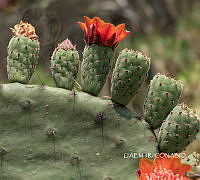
(0, 83), (157, 180)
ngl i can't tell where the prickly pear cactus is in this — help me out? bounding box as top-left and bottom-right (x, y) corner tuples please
(111, 49), (150, 105)
(158, 104), (200, 153)
(2, 16), (200, 180)
(51, 39), (79, 90)
(7, 21), (39, 84)
(0, 83), (157, 180)
(144, 74), (183, 129)
(81, 44), (114, 96)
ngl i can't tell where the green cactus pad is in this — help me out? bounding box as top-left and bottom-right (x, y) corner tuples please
(0, 83), (157, 180)
(111, 49), (150, 105)
(7, 36), (39, 84)
(81, 44), (114, 96)
(144, 74), (183, 129)
(51, 39), (79, 90)
(158, 104), (200, 153)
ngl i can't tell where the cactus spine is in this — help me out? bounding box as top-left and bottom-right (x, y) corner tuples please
(111, 49), (150, 105)
(7, 21), (39, 83)
(51, 39), (79, 90)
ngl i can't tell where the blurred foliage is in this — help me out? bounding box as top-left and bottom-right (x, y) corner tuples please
(122, 6), (200, 113)
(30, 66), (55, 87)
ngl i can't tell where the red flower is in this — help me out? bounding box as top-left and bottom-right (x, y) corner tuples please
(78, 16), (130, 48)
(137, 154), (192, 180)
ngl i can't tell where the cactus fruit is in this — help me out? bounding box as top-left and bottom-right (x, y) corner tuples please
(81, 44), (114, 95)
(78, 16), (130, 96)
(158, 104), (200, 153)
(111, 49), (150, 105)
(144, 74), (183, 129)
(51, 39), (79, 90)
(0, 83), (157, 180)
(7, 21), (39, 83)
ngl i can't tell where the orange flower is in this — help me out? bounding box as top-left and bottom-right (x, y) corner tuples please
(11, 21), (38, 40)
(137, 154), (192, 180)
(78, 16), (130, 48)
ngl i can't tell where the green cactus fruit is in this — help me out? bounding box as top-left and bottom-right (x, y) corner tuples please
(7, 21), (39, 84)
(111, 49), (150, 105)
(81, 44), (114, 96)
(158, 104), (200, 153)
(51, 39), (79, 90)
(144, 74), (183, 129)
